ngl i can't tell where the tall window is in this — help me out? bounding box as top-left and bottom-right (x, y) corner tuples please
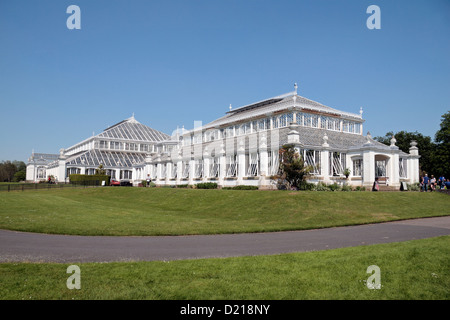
(247, 153), (259, 177)
(209, 157), (220, 178)
(342, 121), (349, 133)
(258, 118), (269, 131)
(320, 116), (327, 129)
(279, 114), (287, 127)
(304, 113), (312, 127)
(311, 114), (318, 128)
(348, 122), (355, 133)
(182, 162), (190, 179)
(172, 164), (177, 179)
(296, 112), (303, 125)
(329, 152), (346, 176)
(272, 116), (279, 129)
(226, 155), (237, 177)
(268, 150), (279, 176)
(353, 159), (363, 176)
(399, 158), (407, 178)
(160, 164), (167, 179)
(286, 112), (294, 125)
(302, 149), (321, 175)
(194, 160), (203, 178)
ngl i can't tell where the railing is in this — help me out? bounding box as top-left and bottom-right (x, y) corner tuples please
(0, 181), (103, 192)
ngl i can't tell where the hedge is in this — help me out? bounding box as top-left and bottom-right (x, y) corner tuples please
(222, 185), (259, 190)
(69, 174), (110, 186)
(196, 182), (218, 189)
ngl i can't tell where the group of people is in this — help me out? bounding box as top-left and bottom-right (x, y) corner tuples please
(420, 174), (449, 192)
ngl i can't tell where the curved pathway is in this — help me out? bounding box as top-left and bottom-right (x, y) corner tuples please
(1, 216), (449, 263)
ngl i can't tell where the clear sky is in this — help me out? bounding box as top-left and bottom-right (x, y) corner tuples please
(1, 0), (449, 162)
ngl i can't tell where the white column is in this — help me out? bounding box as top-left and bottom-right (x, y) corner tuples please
(390, 153), (400, 187)
(362, 150), (375, 187)
(176, 157), (183, 184)
(189, 159), (195, 184)
(57, 150), (67, 183)
(259, 135), (268, 176)
(408, 141), (420, 183)
(237, 140), (246, 184)
(219, 144), (226, 186)
(166, 162), (173, 181)
(320, 149), (330, 184)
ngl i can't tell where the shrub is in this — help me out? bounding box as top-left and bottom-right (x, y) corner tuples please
(315, 182), (329, 191)
(355, 186), (366, 191)
(298, 181), (315, 191)
(196, 182), (218, 189)
(176, 184), (189, 188)
(328, 183), (341, 191)
(222, 185), (259, 190)
(407, 183), (420, 191)
(341, 185), (353, 192)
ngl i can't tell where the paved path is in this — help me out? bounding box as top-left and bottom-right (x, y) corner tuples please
(1, 216), (449, 263)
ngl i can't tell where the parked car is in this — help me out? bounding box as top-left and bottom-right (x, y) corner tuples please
(110, 179), (120, 186)
(120, 180), (132, 186)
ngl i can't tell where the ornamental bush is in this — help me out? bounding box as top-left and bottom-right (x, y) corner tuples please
(315, 182), (329, 191)
(222, 185), (258, 190)
(327, 183), (341, 191)
(196, 182), (218, 189)
(341, 185), (353, 192)
(298, 181), (315, 191)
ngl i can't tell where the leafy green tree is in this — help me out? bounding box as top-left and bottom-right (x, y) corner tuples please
(0, 161), (17, 182)
(13, 170), (26, 182)
(433, 111), (450, 178)
(276, 144), (314, 190)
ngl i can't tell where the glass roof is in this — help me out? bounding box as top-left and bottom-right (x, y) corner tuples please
(67, 149), (145, 168)
(98, 117), (170, 142)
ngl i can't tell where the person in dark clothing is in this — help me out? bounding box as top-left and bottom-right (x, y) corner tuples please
(422, 174), (429, 192)
(372, 177), (379, 191)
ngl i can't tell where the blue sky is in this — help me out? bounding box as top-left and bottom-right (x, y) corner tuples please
(1, 0), (449, 162)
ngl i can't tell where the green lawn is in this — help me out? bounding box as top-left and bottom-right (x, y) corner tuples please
(1, 236), (448, 300)
(0, 187), (448, 236)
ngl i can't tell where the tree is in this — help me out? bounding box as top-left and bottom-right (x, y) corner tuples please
(374, 131), (436, 175)
(0, 161), (17, 182)
(433, 111), (450, 178)
(276, 144), (314, 190)
(95, 164), (106, 175)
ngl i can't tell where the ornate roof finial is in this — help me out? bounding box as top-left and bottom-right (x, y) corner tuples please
(229, 104), (232, 111)
(360, 107), (363, 116)
(322, 132), (329, 148)
(294, 83), (298, 94)
(390, 136), (397, 147)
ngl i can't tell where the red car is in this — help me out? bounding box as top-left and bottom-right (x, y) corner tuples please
(110, 179), (120, 186)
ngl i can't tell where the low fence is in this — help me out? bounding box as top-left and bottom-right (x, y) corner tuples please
(0, 180), (104, 192)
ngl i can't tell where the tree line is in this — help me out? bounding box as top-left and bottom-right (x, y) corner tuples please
(0, 160), (27, 182)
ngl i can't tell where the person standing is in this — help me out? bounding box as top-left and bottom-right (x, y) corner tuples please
(146, 174), (151, 187)
(430, 175), (436, 191)
(438, 175), (445, 189)
(422, 174), (429, 192)
(372, 177), (379, 192)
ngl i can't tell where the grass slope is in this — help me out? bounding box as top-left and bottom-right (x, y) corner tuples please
(0, 236), (448, 300)
(0, 188), (448, 236)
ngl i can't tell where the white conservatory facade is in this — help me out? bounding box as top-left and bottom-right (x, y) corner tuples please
(26, 85), (420, 188)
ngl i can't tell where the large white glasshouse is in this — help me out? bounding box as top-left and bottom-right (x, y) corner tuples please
(26, 85), (420, 189)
